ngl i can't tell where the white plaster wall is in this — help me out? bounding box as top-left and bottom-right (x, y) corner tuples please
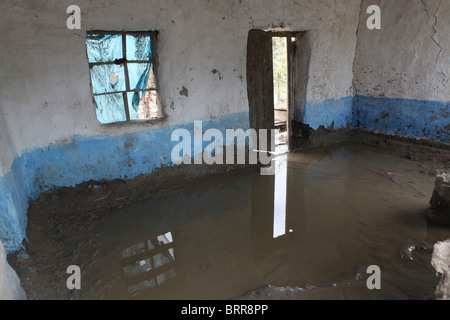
(0, 0), (360, 171)
(354, 0), (450, 101)
(0, 105), (17, 177)
(0, 239), (26, 300)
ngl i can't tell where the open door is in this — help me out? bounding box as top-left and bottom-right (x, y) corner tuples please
(246, 29), (275, 150)
(290, 33), (311, 149)
(247, 30), (309, 153)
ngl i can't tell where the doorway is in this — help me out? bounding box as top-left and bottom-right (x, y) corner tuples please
(247, 30), (310, 153)
(272, 35), (289, 154)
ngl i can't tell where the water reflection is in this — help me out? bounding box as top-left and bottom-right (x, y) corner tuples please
(73, 145), (446, 300)
(121, 232), (176, 298)
(273, 155), (288, 238)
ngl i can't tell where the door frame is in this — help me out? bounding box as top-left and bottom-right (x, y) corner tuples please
(247, 30), (307, 153)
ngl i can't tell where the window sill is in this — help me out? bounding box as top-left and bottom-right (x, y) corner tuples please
(99, 115), (168, 128)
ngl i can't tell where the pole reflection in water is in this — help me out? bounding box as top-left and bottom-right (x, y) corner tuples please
(273, 155), (288, 239)
(251, 152), (306, 260)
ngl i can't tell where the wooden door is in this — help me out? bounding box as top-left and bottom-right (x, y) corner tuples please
(246, 29), (274, 150)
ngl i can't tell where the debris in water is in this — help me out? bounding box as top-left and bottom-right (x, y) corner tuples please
(400, 244), (416, 261)
(368, 169), (403, 185)
(370, 169), (401, 179)
(431, 154), (450, 160)
(400, 242), (433, 261)
(94, 193), (111, 202)
(110, 201), (118, 208)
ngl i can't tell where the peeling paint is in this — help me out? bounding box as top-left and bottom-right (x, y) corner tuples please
(295, 97), (354, 131)
(354, 95), (450, 143)
(179, 86), (189, 97)
(211, 69), (223, 80)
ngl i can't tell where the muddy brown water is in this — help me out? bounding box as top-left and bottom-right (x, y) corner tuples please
(9, 143), (450, 300)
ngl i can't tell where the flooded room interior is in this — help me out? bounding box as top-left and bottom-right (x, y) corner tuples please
(0, 0), (450, 302)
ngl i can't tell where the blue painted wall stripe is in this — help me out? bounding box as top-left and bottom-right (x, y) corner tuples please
(0, 111), (250, 254)
(2, 95), (449, 254)
(354, 95), (450, 143)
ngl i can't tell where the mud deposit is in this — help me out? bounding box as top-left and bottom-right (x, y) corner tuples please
(8, 143), (450, 300)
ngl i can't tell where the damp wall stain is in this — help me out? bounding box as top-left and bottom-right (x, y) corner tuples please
(294, 96), (354, 130)
(353, 95), (450, 143)
(293, 95), (449, 144)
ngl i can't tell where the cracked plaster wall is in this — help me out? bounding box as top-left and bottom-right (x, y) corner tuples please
(353, 0), (450, 143)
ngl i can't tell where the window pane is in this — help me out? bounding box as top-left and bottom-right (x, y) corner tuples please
(147, 65), (157, 88)
(127, 91), (159, 120)
(86, 34), (123, 63)
(94, 93), (127, 124)
(127, 63), (153, 91)
(90, 64), (126, 94)
(153, 253), (173, 269)
(126, 35), (152, 61)
(122, 242), (146, 259)
(123, 258), (152, 279)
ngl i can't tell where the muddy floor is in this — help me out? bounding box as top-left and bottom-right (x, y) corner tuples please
(8, 142), (450, 300)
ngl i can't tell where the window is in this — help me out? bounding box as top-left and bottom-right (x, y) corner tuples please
(86, 31), (161, 124)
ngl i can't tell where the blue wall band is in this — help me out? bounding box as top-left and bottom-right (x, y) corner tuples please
(1, 96), (449, 254)
(0, 111), (250, 254)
